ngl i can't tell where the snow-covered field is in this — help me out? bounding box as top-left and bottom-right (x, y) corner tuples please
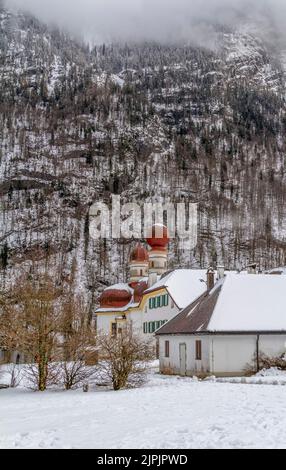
(1, 367), (286, 449)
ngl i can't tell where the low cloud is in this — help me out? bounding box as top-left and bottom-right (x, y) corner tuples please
(4, 0), (286, 46)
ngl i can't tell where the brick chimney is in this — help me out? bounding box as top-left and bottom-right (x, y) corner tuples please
(207, 267), (215, 290)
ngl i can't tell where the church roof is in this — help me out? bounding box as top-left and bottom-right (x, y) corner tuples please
(146, 224), (169, 251)
(96, 279), (148, 313)
(130, 243), (149, 262)
(99, 283), (133, 309)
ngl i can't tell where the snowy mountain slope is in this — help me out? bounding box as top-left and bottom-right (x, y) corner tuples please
(0, 7), (87, 98)
(1, 5), (286, 308)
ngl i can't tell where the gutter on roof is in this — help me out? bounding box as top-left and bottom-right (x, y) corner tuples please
(156, 330), (286, 336)
(146, 285), (173, 298)
(146, 286), (167, 295)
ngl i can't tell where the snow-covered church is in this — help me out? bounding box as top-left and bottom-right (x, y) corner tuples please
(95, 224), (230, 343)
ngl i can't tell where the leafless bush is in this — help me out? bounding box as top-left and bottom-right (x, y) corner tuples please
(161, 366), (175, 376)
(258, 353), (286, 371)
(60, 361), (97, 390)
(97, 326), (155, 391)
(245, 352), (286, 375)
(6, 363), (22, 388)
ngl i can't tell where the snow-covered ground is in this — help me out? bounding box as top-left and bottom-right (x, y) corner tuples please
(1, 367), (286, 449)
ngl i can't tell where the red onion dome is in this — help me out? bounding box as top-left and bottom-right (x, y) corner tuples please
(133, 280), (148, 303)
(130, 243), (149, 263)
(100, 284), (132, 308)
(146, 224), (169, 250)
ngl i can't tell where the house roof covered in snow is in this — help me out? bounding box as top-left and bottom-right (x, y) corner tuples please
(145, 268), (241, 310)
(104, 283), (133, 293)
(156, 274), (286, 335)
(145, 269), (209, 309)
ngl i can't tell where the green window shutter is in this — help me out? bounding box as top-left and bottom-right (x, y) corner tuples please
(166, 294), (169, 306)
(148, 322), (152, 333)
(152, 298), (156, 309)
(149, 299), (152, 309)
(157, 296), (161, 308)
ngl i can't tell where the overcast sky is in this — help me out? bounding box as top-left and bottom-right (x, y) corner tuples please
(4, 0), (286, 45)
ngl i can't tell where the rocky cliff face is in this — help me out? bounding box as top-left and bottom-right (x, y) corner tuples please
(1, 5), (286, 308)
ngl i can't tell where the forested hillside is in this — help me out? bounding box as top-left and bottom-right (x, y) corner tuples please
(1, 4), (286, 309)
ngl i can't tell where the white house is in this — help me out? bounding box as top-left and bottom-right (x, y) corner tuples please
(156, 274), (286, 377)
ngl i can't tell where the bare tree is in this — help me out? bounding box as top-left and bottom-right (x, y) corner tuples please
(22, 362), (60, 391)
(7, 273), (63, 391)
(0, 288), (18, 364)
(97, 326), (155, 391)
(3, 270), (98, 391)
(59, 291), (98, 390)
(0, 291), (8, 382)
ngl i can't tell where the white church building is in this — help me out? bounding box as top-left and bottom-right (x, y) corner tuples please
(94, 225), (227, 342)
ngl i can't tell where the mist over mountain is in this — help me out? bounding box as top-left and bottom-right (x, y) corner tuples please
(4, 0), (286, 48)
(1, 2), (286, 308)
